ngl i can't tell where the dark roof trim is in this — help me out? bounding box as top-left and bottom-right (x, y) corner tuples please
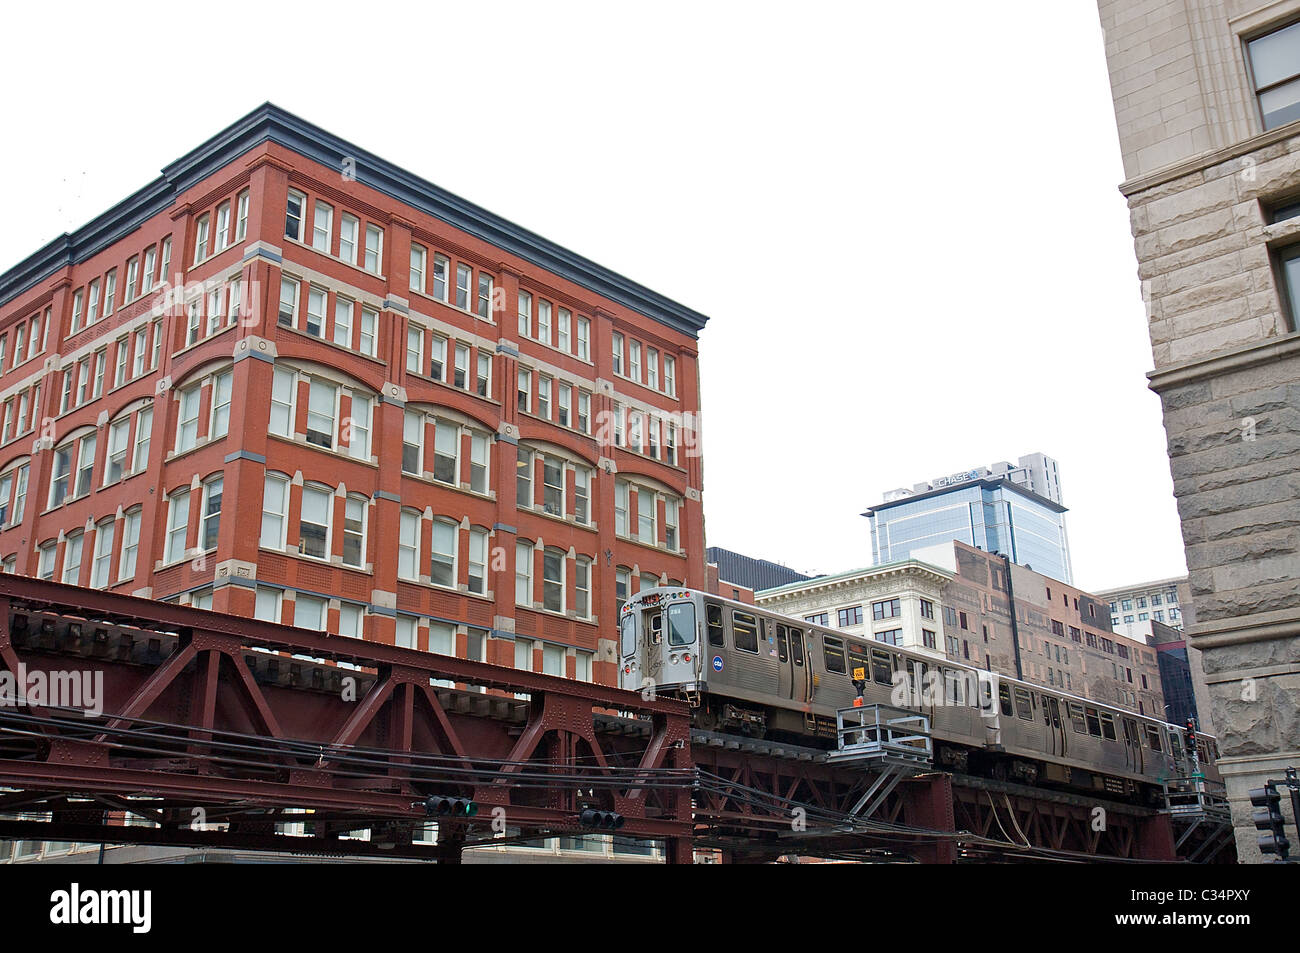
(861, 476), (1068, 517)
(0, 103), (710, 338)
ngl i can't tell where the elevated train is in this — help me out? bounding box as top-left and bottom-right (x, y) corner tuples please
(619, 587), (1220, 799)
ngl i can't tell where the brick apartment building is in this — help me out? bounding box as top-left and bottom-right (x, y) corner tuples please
(0, 103), (709, 689)
(758, 541), (1165, 719)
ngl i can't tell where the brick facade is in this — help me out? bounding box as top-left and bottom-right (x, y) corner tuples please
(0, 105), (709, 690)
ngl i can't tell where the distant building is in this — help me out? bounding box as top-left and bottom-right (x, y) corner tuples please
(1095, 577), (1189, 629)
(864, 453), (1073, 584)
(1116, 619), (1202, 731)
(757, 540), (1162, 718)
(704, 547), (811, 596)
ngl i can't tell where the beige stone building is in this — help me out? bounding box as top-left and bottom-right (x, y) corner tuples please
(1095, 0), (1300, 861)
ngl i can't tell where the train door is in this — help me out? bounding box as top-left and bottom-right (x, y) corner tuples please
(775, 623), (793, 700)
(789, 627), (809, 704)
(1044, 696), (1066, 758)
(1122, 717), (1143, 774)
(906, 658), (932, 720)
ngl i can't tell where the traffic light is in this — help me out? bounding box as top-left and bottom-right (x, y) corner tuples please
(1250, 783), (1290, 860)
(422, 796), (479, 818)
(579, 808), (625, 830)
(1185, 719), (1196, 750)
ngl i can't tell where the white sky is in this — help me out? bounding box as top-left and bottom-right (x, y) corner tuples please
(0, 0), (1185, 593)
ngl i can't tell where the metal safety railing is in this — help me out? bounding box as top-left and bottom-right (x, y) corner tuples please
(1161, 775), (1230, 820)
(827, 704), (932, 767)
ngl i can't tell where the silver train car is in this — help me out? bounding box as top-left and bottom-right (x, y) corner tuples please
(619, 587), (1221, 798)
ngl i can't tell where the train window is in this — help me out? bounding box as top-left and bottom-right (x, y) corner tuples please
(1042, 696), (1051, 726)
(1100, 713), (1117, 741)
(620, 613), (637, 658)
(999, 684), (1013, 717)
(1047, 697), (1061, 728)
(649, 612), (663, 646)
(1014, 688), (1032, 720)
(1084, 707), (1102, 738)
(823, 636), (846, 674)
(1067, 702), (1086, 733)
(776, 624), (789, 663)
(1169, 730), (1184, 760)
(943, 669), (963, 706)
(732, 611), (759, 654)
(706, 603), (725, 647)
(667, 602), (695, 646)
(848, 646), (869, 681)
(871, 649), (892, 686)
(1145, 725), (1163, 752)
(790, 629), (806, 667)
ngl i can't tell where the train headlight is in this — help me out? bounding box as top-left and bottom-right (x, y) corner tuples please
(669, 653), (679, 664)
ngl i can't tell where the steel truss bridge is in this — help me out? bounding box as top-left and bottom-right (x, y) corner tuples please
(0, 577), (1233, 864)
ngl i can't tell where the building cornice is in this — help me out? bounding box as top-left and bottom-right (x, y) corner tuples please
(1118, 121), (1300, 198)
(0, 103), (710, 340)
(1147, 332), (1300, 393)
(756, 561), (954, 604)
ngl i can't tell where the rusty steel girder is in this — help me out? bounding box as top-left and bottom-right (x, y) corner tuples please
(0, 576), (695, 862)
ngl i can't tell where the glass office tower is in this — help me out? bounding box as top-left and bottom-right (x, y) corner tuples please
(865, 479), (1073, 584)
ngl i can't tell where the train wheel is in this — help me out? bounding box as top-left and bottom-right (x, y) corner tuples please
(695, 709), (720, 732)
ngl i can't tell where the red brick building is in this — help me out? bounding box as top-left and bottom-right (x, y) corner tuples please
(0, 104), (709, 687)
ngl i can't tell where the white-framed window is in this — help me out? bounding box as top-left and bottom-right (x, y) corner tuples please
(665, 498), (679, 551)
(517, 368), (531, 413)
(402, 409), (424, 474)
(105, 416), (130, 485)
(398, 509), (420, 580)
(615, 480), (628, 536)
(364, 224), (383, 274)
(543, 547), (564, 612)
(575, 650), (592, 682)
(629, 340), (641, 382)
(543, 455), (563, 516)
(575, 557), (591, 619)
(125, 257), (139, 301)
(612, 332), (624, 375)
(270, 367), (296, 437)
(515, 540), (534, 605)
(432, 254), (449, 301)
(62, 531), (84, 584)
(433, 420), (458, 485)
(74, 433), (97, 498)
(360, 306), (377, 356)
(4, 463), (27, 527)
(577, 316), (590, 361)
(119, 508), (141, 581)
(410, 243), (427, 292)
(103, 270), (116, 318)
(574, 467), (590, 525)
(299, 484), (332, 559)
(538, 299), (551, 343)
(334, 296), (354, 348)
(406, 326), (424, 374)
(515, 636), (534, 671)
(132, 407), (152, 473)
(637, 487), (655, 544)
(578, 391), (590, 433)
(343, 495), (367, 568)
(260, 473), (290, 549)
(517, 448), (533, 507)
(348, 394), (372, 460)
(517, 291), (531, 336)
(339, 602), (364, 639)
(175, 385), (201, 452)
(454, 343), (470, 389)
(87, 280), (101, 326)
(395, 615), (418, 650)
(255, 586), (282, 623)
(90, 519), (114, 588)
(142, 246), (157, 294)
(305, 378), (337, 448)
(647, 348), (659, 389)
(664, 355), (676, 396)
(201, 474), (223, 551)
(286, 189), (306, 241)
(430, 333), (446, 381)
(455, 264), (471, 310)
(37, 541), (56, 580)
(558, 383), (571, 428)
(278, 276), (299, 327)
(194, 214), (210, 263)
(165, 488), (191, 563)
(160, 236), (172, 283)
(215, 201), (231, 252)
(537, 375), (551, 419)
(542, 643), (564, 677)
(236, 190), (249, 242)
(470, 433), (489, 493)
(295, 593), (327, 630)
(210, 370), (232, 439)
(477, 273), (492, 319)
(431, 518), (457, 588)
(467, 527), (488, 594)
(305, 286), (327, 337)
(558, 308), (571, 352)
(476, 352), (490, 398)
(312, 201), (333, 253)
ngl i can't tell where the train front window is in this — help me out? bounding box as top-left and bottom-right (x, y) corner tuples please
(871, 650), (892, 686)
(706, 603), (724, 646)
(620, 613), (637, 658)
(733, 611), (759, 654)
(667, 602), (695, 646)
(999, 684), (1014, 717)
